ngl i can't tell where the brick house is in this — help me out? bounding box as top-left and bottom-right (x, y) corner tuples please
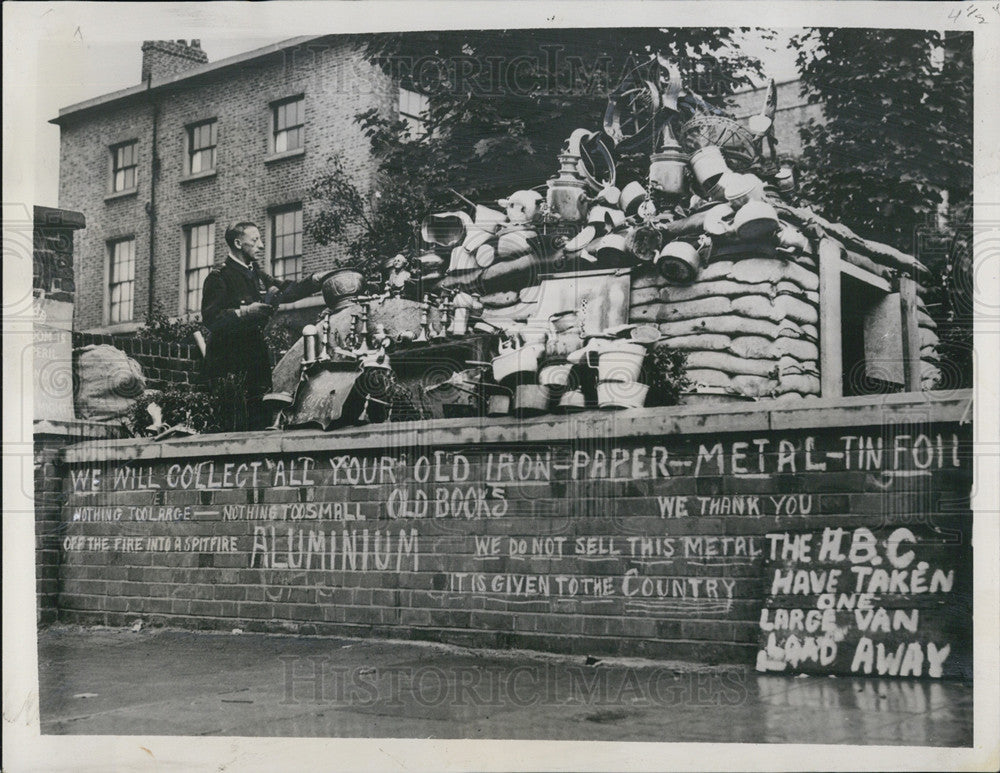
(52, 37), (401, 334)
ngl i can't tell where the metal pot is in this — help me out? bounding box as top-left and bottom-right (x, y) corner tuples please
(595, 233), (629, 262)
(733, 200), (780, 240)
(321, 268), (366, 310)
(626, 225), (662, 262)
(655, 241), (701, 284)
(422, 211), (472, 247)
(690, 146), (730, 190)
(492, 340), (542, 383)
(620, 181), (647, 216)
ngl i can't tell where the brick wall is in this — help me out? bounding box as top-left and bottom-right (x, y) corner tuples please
(729, 80), (824, 160)
(56, 37), (396, 332)
(54, 392), (972, 677)
(35, 421), (124, 623)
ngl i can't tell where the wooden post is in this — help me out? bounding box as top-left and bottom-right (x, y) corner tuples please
(818, 238), (844, 398)
(899, 274), (922, 392)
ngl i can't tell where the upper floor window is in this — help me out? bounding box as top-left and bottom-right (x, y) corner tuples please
(398, 88), (430, 136)
(187, 119), (217, 175)
(111, 141), (137, 192)
(107, 237), (135, 324)
(184, 222), (215, 313)
(270, 205), (303, 281)
(272, 96), (304, 153)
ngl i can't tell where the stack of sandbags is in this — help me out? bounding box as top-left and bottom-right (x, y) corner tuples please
(630, 257), (821, 400)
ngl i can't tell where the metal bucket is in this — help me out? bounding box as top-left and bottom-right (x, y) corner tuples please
(513, 384), (550, 417)
(690, 146), (729, 190)
(597, 380), (649, 410)
(597, 341), (647, 383)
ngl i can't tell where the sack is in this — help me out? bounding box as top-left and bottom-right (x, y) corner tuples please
(74, 344), (145, 421)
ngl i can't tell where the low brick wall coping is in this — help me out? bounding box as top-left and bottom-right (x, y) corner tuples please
(60, 390), (971, 465)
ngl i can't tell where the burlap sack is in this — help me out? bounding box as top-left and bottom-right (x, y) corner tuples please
(657, 315), (796, 340)
(657, 333), (733, 352)
(685, 351), (776, 378)
(74, 344), (146, 421)
(730, 294), (818, 326)
(660, 280), (782, 304)
(701, 258), (819, 291)
(920, 328), (940, 349)
(775, 374), (821, 394)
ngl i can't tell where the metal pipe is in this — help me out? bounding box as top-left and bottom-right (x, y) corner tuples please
(145, 78), (160, 320)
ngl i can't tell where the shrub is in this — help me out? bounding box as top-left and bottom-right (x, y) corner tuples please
(645, 345), (690, 407)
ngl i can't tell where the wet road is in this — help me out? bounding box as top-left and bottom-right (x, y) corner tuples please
(37, 625), (972, 745)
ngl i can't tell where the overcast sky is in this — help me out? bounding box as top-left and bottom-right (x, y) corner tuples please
(27, 17), (799, 207)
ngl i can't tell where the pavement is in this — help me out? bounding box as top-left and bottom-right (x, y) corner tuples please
(36, 624), (973, 746)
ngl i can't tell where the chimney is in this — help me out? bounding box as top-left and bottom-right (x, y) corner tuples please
(141, 40), (208, 83)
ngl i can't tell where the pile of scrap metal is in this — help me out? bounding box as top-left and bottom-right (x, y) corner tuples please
(265, 55), (942, 426)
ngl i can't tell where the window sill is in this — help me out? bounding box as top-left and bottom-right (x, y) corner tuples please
(180, 169), (217, 184)
(265, 147), (305, 165)
(104, 188), (138, 203)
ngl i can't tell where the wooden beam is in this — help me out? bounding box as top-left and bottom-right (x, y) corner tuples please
(899, 275), (922, 392)
(818, 238), (844, 398)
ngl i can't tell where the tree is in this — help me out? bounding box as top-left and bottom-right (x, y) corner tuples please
(306, 29), (766, 268)
(792, 28), (973, 388)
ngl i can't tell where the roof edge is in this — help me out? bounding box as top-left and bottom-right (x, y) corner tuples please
(50, 35), (330, 125)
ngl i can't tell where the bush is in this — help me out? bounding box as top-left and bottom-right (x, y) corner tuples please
(645, 345), (690, 407)
(135, 302), (204, 346)
(126, 374), (246, 436)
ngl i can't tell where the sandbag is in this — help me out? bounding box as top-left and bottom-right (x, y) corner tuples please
(631, 271), (665, 291)
(74, 344), (146, 421)
(658, 333), (733, 352)
(656, 315), (816, 341)
(685, 351), (776, 378)
(776, 374), (821, 394)
(920, 328), (940, 349)
(733, 335), (819, 362)
(730, 294), (819, 326)
(701, 258), (819, 290)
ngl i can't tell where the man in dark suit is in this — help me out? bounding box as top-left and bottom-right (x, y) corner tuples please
(202, 221), (322, 431)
